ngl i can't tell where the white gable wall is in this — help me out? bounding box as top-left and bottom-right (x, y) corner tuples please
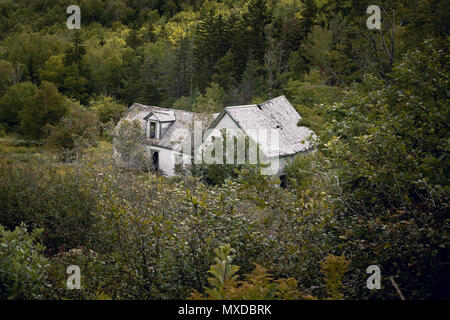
(202, 113), (240, 145)
(215, 113), (239, 130)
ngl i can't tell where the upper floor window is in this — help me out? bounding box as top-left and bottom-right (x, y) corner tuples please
(144, 111), (175, 140)
(149, 121), (156, 138)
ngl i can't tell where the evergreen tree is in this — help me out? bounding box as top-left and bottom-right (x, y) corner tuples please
(64, 31), (87, 67)
(63, 31), (91, 104)
(211, 50), (238, 92)
(195, 10), (230, 91)
(126, 25), (143, 50)
(302, 0), (318, 35)
(243, 0), (272, 63)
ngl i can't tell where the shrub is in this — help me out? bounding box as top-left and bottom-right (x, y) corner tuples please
(19, 81), (68, 139)
(0, 162), (99, 253)
(113, 119), (153, 171)
(45, 101), (99, 162)
(45, 247), (110, 300)
(0, 82), (37, 131)
(0, 224), (50, 300)
(189, 244), (309, 300)
(89, 95), (126, 125)
(311, 41), (449, 299)
(189, 245), (351, 300)
(320, 254), (350, 300)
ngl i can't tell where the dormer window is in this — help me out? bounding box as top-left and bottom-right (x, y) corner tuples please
(144, 110), (176, 140)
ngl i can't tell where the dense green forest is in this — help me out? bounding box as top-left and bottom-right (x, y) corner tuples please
(0, 0), (448, 300)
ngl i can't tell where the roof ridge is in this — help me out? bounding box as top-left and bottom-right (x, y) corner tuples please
(131, 103), (200, 115)
(225, 104), (257, 109)
(224, 96), (286, 110)
(153, 110), (174, 114)
(260, 95), (286, 106)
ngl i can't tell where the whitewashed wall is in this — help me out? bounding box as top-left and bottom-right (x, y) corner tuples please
(214, 113), (239, 130)
(146, 145), (192, 176)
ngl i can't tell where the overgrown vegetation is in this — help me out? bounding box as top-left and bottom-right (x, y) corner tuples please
(0, 0), (448, 300)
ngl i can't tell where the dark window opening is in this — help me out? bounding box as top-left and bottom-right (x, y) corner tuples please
(211, 136), (216, 158)
(150, 122), (156, 138)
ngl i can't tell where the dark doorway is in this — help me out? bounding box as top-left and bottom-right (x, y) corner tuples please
(280, 175), (287, 188)
(152, 151), (159, 172)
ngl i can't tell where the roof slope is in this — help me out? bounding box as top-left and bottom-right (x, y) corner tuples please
(116, 103), (214, 150)
(116, 96), (314, 155)
(220, 96), (315, 157)
(144, 110), (176, 122)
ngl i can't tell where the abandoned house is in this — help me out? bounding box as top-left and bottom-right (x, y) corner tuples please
(114, 95), (315, 180)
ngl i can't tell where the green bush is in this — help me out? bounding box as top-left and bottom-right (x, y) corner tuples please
(0, 224), (50, 300)
(311, 41), (449, 299)
(19, 81), (68, 139)
(45, 247), (110, 300)
(0, 82), (37, 131)
(89, 95), (126, 125)
(189, 245), (350, 300)
(45, 101), (99, 162)
(0, 162), (99, 253)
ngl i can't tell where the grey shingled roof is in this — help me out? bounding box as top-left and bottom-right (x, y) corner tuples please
(116, 103), (208, 150)
(144, 110), (176, 122)
(117, 96), (314, 155)
(216, 96), (315, 157)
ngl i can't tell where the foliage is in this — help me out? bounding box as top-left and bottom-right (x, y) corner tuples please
(19, 81), (68, 139)
(308, 40), (449, 299)
(113, 119), (152, 171)
(284, 68), (344, 129)
(45, 247), (110, 300)
(0, 59), (15, 97)
(189, 244), (309, 300)
(284, 151), (319, 187)
(172, 95), (195, 111)
(190, 245), (352, 300)
(89, 95), (126, 125)
(0, 224), (50, 300)
(0, 0), (448, 301)
(0, 162), (99, 254)
(44, 101), (99, 162)
(0, 0), (446, 116)
(192, 82), (225, 113)
(1, 32), (65, 83)
(0, 82), (37, 131)
(320, 254), (350, 300)
(190, 244), (240, 299)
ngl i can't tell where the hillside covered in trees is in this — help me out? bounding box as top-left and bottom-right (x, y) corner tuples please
(0, 0), (448, 300)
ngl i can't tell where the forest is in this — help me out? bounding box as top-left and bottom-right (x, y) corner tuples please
(0, 0), (448, 300)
